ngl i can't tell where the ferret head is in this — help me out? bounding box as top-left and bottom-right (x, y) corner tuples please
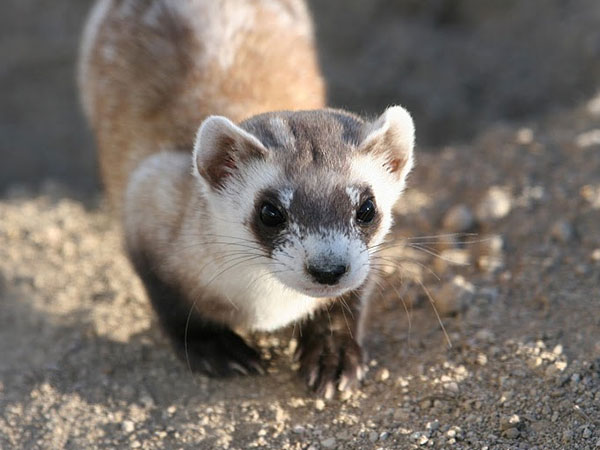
(192, 107), (415, 298)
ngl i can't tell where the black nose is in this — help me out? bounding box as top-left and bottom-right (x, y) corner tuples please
(307, 264), (348, 285)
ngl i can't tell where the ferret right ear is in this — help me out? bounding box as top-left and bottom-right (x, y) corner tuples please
(359, 106), (415, 184)
(193, 116), (268, 190)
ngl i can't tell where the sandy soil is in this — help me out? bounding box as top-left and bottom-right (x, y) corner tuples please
(1, 96), (599, 449)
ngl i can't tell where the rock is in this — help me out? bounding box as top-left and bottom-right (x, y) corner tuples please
(500, 414), (521, 431)
(550, 220), (574, 242)
(591, 249), (600, 262)
(442, 204), (474, 232)
(516, 127), (534, 145)
(321, 437), (336, 448)
(477, 234), (504, 255)
(433, 275), (476, 316)
(426, 420), (440, 432)
(475, 187), (512, 224)
(576, 129), (600, 148)
(588, 92), (600, 115)
(444, 382), (460, 394)
(315, 399), (325, 411)
(368, 431), (378, 442)
(502, 428), (520, 439)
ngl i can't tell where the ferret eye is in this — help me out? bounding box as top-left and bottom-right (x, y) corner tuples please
(260, 202), (286, 227)
(356, 198), (376, 224)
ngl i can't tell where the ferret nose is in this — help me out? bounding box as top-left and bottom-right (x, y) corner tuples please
(307, 263), (348, 285)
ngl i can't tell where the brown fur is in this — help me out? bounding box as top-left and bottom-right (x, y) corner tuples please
(80, 0), (325, 210)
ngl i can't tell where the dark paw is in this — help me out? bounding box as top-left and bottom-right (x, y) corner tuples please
(179, 328), (266, 377)
(295, 333), (365, 399)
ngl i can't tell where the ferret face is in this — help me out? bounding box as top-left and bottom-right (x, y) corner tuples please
(248, 179), (381, 297)
(193, 107), (415, 298)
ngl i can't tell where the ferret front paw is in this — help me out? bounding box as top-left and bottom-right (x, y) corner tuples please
(295, 332), (365, 399)
(181, 328), (266, 377)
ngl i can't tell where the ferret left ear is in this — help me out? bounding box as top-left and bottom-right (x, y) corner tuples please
(359, 105), (415, 182)
(193, 116), (268, 190)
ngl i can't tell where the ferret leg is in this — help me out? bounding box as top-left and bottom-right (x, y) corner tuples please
(129, 249), (265, 377)
(295, 290), (367, 398)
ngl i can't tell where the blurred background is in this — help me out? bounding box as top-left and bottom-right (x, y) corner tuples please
(1, 0), (599, 194)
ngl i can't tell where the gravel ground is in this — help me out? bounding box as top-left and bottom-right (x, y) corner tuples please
(1, 97), (599, 449)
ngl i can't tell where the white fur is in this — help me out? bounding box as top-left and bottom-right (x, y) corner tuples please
(279, 188), (294, 208)
(272, 228), (369, 299)
(345, 186), (361, 206)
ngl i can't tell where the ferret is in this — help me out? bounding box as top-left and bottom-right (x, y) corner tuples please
(79, 0), (415, 398)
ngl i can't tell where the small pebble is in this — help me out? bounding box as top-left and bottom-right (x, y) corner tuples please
(582, 427), (592, 439)
(476, 187), (512, 224)
(442, 204), (474, 232)
(315, 399), (325, 411)
(337, 430), (350, 440)
(591, 249), (600, 262)
(563, 430), (574, 443)
(139, 394), (155, 409)
(369, 431), (379, 442)
(550, 220), (574, 242)
(122, 420), (135, 433)
(378, 368), (390, 382)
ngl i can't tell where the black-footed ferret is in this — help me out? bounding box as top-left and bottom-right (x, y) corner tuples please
(79, 0), (415, 398)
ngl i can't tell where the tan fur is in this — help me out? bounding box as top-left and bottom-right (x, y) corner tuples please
(79, 0), (325, 210)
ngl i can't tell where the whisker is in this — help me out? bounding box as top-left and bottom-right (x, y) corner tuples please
(414, 278), (452, 349)
(407, 244), (470, 266)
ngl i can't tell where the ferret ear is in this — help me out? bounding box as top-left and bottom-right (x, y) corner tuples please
(193, 116), (268, 190)
(359, 105), (415, 182)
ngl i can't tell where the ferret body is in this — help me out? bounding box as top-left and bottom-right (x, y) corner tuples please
(80, 0), (415, 397)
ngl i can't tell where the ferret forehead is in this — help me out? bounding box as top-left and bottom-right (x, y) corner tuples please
(241, 110), (364, 173)
(286, 181), (355, 232)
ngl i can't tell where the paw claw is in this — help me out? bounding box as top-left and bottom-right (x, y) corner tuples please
(323, 382), (335, 400)
(307, 367), (319, 388)
(297, 332), (363, 399)
(338, 375), (350, 392)
(181, 328), (265, 377)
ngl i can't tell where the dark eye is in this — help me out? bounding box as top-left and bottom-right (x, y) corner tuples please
(356, 198), (376, 224)
(260, 202), (286, 227)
